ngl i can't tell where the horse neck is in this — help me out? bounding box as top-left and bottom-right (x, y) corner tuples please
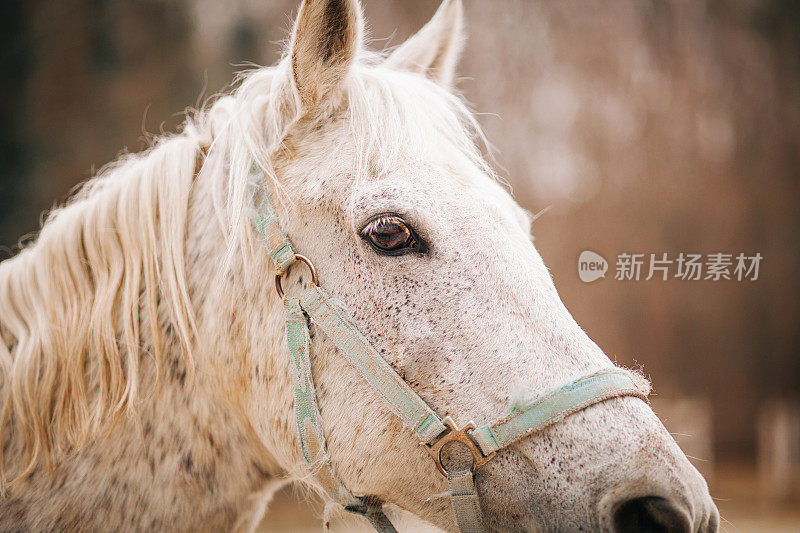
(0, 138), (291, 529)
(159, 154), (309, 518)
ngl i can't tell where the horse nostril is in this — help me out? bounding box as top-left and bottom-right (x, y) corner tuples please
(612, 496), (691, 533)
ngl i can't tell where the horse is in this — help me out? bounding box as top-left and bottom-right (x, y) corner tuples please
(0, 0), (718, 531)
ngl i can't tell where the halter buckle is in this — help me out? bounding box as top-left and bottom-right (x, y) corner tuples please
(422, 416), (496, 476)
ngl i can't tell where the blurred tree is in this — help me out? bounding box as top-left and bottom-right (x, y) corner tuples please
(0, 0), (33, 254)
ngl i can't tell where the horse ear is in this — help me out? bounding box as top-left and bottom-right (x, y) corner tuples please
(384, 0), (465, 88)
(289, 0), (363, 111)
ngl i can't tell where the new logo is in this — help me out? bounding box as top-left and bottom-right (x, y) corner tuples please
(578, 251), (608, 283)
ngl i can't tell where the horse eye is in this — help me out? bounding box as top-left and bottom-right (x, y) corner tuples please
(361, 215), (426, 256)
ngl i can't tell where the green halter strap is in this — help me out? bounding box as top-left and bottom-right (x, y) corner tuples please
(251, 165), (649, 532)
(285, 298), (397, 532)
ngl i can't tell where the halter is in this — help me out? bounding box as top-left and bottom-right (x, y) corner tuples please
(251, 165), (649, 532)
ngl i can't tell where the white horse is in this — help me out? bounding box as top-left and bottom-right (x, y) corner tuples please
(0, 0), (717, 531)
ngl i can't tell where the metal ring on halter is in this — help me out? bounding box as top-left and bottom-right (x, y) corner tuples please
(275, 254), (319, 299)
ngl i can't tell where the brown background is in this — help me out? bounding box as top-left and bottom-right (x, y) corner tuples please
(1, 0), (798, 467)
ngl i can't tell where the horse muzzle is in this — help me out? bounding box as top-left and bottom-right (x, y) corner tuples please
(473, 397), (719, 533)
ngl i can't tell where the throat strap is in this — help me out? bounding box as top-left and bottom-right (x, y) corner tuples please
(285, 298), (397, 531)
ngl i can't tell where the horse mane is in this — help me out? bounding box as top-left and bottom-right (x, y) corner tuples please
(0, 50), (492, 485)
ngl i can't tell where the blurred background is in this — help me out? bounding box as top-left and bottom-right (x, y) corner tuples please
(1, 0), (798, 531)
